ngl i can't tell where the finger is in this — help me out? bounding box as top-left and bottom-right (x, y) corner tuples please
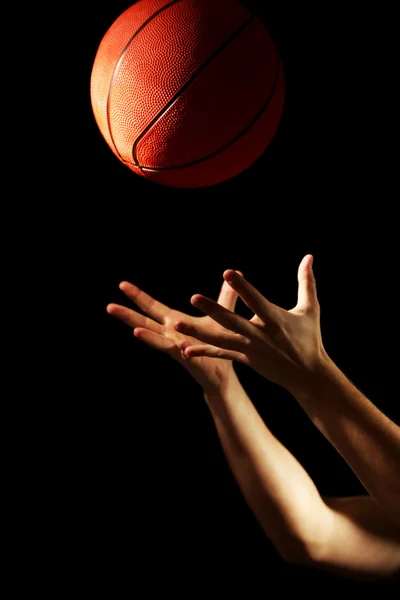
(174, 318), (249, 353)
(106, 304), (163, 334)
(177, 339), (191, 351)
(190, 294), (258, 339)
(119, 281), (170, 324)
(296, 255), (318, 311)
(183, 343), (250, 365)
(217, 270), (243, 312)
(222, 270), (278, 325)
(133, 327), (175, 352)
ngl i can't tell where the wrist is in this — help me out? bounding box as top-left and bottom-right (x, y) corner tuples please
(291, 350), (340, 401)
(203, 368), (242, 406)
(286, 348), (338, 398)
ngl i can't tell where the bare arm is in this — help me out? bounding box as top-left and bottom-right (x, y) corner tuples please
(107, 264), (400, 582)
(204, 371), (328, 560)
(294, 358), (400, 522)
(204, 371), (400, 581)
(309, 495), (400, 582)
(174, 255), (400, 522)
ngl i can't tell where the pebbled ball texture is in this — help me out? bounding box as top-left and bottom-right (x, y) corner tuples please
(90, 0), (285, 189)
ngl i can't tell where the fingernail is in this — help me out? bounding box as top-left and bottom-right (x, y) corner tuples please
(174, 322), (185, 332)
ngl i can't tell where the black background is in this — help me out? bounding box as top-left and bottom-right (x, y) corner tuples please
(60, 0), (398, 593)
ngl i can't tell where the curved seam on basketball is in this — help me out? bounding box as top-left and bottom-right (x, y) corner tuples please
(131, 14), (258, 169)
(106, 0), (184, 162)
(135, 46), (281, 171)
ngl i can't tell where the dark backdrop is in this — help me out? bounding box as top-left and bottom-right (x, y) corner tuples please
(63, 0), (397, 593)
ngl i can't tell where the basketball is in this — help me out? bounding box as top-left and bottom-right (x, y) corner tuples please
(90, 0), (285, 189)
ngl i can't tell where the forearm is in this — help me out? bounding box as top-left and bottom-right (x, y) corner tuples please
(293, 354), (400, 520)
(204, 370), (327, 559)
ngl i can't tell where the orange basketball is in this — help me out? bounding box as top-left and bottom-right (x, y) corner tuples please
(90, 0), (285, 189)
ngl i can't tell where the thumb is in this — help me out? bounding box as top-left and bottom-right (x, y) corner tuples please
(296, 255), (318, 311)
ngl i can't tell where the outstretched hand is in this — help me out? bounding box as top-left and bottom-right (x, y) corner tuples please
(106, 273), (243, 395)
(173, 255), (327, 395)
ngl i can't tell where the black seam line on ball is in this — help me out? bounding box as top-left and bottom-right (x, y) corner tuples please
(131, 14), (256, 170)
(137, 48), (281, 171)
(133, 45), (280, 171)
(106, 0), (184, 161)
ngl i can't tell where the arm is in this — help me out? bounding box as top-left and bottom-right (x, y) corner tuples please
(107, 267), (400, 581)
(294, 357), (400, 522)
(205, 371), (400, 582)
(313, 495), (400, 583)
(174, 255), (400, 522)
(204, 370), (329, 561)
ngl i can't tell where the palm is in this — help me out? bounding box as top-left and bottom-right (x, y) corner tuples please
(107, 278), (241, 392)
(167, 309), (234, 384)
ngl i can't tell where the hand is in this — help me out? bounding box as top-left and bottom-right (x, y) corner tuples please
(106, 273), (243, 395)
(173, 255), (327, 395)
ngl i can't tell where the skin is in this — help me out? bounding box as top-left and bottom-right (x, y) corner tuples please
(107, 256), (400, 582)
(107, 272), (244, 396)
(174, 256), (400, 521)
